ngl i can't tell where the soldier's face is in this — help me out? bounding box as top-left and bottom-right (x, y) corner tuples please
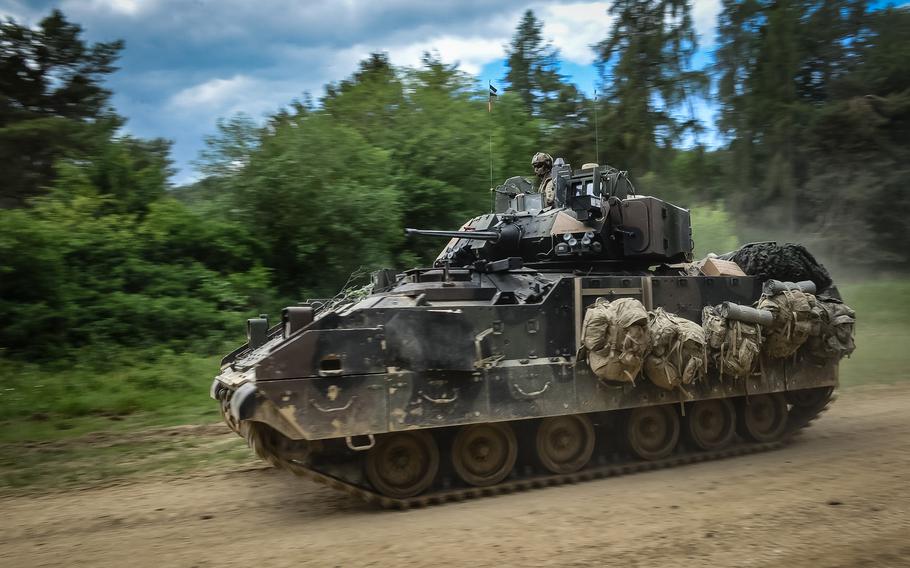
(533, 162), (549, 176)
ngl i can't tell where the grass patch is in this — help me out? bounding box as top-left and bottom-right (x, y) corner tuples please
(0, 347), (225, 444)
(0, 345), (254, 491)
(0, 432), (255, 492)
(838, 279), (910, 387)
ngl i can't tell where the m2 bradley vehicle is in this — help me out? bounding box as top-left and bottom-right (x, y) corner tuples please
(211, 160), (856, 508)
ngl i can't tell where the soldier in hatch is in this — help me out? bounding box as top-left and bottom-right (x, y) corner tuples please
(531, 152), (555, 207)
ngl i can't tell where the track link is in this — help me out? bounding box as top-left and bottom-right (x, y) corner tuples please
(248, 392), (836, 510)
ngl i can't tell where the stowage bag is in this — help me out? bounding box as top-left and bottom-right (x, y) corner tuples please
(644, 308), (707, 392)
(757, 285), (816, 358)
(580, 297), (650, 383)
(804, 297), (856, 361)
(702, 304), (763, 380)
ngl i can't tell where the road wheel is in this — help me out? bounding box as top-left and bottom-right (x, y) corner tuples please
(738, 393), (789, 442)
(686, 399), (736, 451)
(626, 405), (680, 461)
(536, 415), (595, 474)
(366, 431), (439, 498)
(451, 423), (518, 487)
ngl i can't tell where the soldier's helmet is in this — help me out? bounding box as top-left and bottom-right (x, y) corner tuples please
(531, 152), (553, 177)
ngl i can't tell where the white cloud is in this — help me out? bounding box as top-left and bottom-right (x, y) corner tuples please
(539, 2), (611, 65)
(57, 0), (152, 17)
(169, 75), (256, 111)
(384, 35), (508, 75)
(0, 0), (47, 23)
(94, 0), (144, 16)
(316, 7), (523, 77)
(167, 74), (311, 122)
(317, 2), (612, 79)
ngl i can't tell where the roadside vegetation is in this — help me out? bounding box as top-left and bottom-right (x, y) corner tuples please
(839, 280), (910, 387)
(0, 350), (223, 443)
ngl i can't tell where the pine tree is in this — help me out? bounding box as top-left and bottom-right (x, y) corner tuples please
(0, 10), (125, 207)
(503, 10), (563, 118)
(715, 0), (872, 223)
(596, 0), (707, 175)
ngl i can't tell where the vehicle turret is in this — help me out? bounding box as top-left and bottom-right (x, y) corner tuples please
(409, 161), (693, 268)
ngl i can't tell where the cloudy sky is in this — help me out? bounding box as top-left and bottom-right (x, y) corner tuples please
(1, 0), (727, 183)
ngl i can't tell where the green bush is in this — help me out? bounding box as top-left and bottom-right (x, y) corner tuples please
(0, 187), (272, 357)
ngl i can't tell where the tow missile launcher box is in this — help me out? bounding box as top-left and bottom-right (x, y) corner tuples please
(211, 161), (849, 507)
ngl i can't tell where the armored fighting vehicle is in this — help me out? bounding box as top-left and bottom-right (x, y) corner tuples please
(211, 161), (854, 508)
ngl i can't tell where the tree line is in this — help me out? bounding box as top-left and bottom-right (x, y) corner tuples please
(1, 3), (908, 357)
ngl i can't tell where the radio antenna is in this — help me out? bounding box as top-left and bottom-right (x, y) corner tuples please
(593, 88), (601, 165)
(489, 129), (494, 213)
(488, 81), (498, 213)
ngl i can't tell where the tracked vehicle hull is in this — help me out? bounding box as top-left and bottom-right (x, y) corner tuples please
(212, 269), (839, 507)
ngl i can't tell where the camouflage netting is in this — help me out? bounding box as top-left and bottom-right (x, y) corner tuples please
(805, 298), (857, 361)
(758, 288), (817, 358)
(644, 308), (707, 392)
(719, 242), (833, 293)
(702, 305), (762, 380)
(314, 268), (374, 316)
(580, 297), (649, 384)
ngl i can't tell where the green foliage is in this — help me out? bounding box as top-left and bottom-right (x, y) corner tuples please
(232, 112), (401, 296)
(596, 0), (708, 174)
(0, 348), (238, 490)
(394, 55), (492, 236)
(715, 1), (910, 266)
(636, 147), (727, 205)
(503, 10), (564, 118)
(491, 92), (542, 182)
(0, 10), (276, 358)
(56, 136), (173, 214)
(198, 52), (516, 278)
(194, 113), (261, 180)
(502, 9), (595, 166)
(0, 348), (220, 426)
(0, 10), (125, 207)
(689, 203), (740, 258)
(323, 52), (405, 148)
(838, 280), (910, 386)
(0, 177), (271, 356)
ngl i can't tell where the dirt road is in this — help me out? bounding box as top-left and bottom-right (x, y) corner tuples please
(4, 384), (910, 568)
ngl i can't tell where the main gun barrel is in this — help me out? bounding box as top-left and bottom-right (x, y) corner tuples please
(405, 228), (500, 241)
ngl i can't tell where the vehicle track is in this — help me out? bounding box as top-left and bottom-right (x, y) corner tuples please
(251, 391), (832, 509)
